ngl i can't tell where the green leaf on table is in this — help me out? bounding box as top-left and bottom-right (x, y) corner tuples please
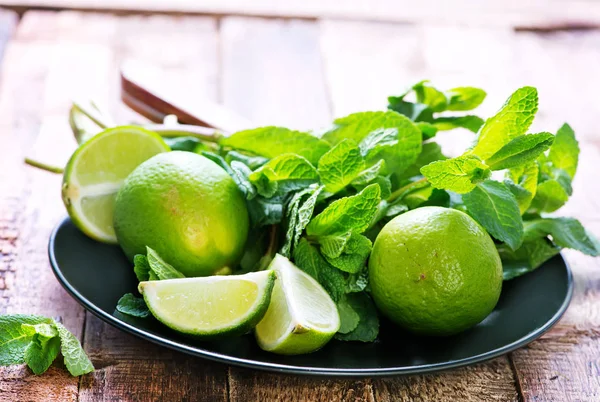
(249, 154), (319, 197)
(293, 238), (346, 302)
(472, 86), (538, 159)
(116, 293), (150, 318)
(432, 115), (485, 133)
(498, 238), (561, 280)
(306, 184), (381, 237)
(323, 111), (422, 175)
(220, 126), (331, 165)
(317, 139), (365, 193)
(529, 179), (570, 213)
(548, 123), (579, 179)
(0, 314), (52, 366)
(400, 142), (447, 180)
(323, 234), (372, 274)
(54, 322), (94, 376)
(334, 292), (379, 342)
(507, 162), (539, 214)
(133, 254), (152, 282)
(463, 180), (524, 250)
(445, 87), (487, 111)
(420, 154), (491, 194)
(225, 151), (269, 170)
(23, 323), (61, 375)
(486, 132), (554, 171)
(336, 296), (360, 334)
(523, 218), (600, 256)
(146, 247), (185, 280)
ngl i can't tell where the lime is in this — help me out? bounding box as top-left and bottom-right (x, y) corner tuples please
(113, 151), (249, 277)
(61, 126), (169, 243)
(255, 254), (340, 355)
(139, 270), (275, 338)
(369, 206), (502, 336)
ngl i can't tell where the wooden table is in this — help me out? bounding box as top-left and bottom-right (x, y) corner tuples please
(1, 8), (599, 402)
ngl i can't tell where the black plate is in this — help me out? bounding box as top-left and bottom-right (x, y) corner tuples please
(49, 217), (573, 377)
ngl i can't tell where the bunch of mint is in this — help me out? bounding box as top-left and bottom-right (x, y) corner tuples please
(0, 315), (93, 376)
(130, 81), (599, 342)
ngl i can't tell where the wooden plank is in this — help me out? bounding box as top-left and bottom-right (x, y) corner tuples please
(319, 19), (520, 401)
(221, 16), (375, 401)
(0, 11), (82, 401)
(220, 17), (330, 131)
(4, 0), (600, 27)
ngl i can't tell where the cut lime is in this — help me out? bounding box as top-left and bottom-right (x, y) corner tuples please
(61, 126), (169, 243)
(139, 270), (276, 338)
(255, 254), (340, 355)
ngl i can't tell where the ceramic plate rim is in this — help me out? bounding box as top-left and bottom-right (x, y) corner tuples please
(48, 217), (574, 377)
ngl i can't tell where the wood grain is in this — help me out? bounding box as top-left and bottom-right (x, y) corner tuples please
(4, 0), (600, 27)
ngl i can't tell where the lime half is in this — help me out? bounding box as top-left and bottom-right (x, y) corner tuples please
(61, 126), (169, 243)
(255, 254), (340, 355)
(139, 270), (276, 338)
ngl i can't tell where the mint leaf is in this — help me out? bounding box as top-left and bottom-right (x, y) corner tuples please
(247, 195), (284, 228)
(0, 314), (52, 366)
(416, 122), (438, 139)
(336, 297), (360, 334)
(432, 115), (484, 133)
(323, 111), (422, 175)
(400, 142), (447, 180)
(249, 154), (318, 197)
(164, 136), (203, 152)
(351, 160), (386, 186)
(318, 139), (365, 193)
(507, 162), (539, 214)
(220, 127), (330, 165)
(133, 254), (151, 282)
(499, 238), (561, 280)
(387, 97), (432, 121)
(225, 151), (268, 170)
(334, 293), (379, 342)
(529, 179), (569, 213)
(420, 155), (491, 194)
(548, 123), (579, 178)
(23, 323), (60, 375)
(146, 247), (185, 280)
(357, 128), (398, 159)
(280, 186), (322, 257)
(472, 87), (538, 159)
(319, 232), (352, 259)
(346, 269), (369, 293)
(54, 322), (94, 376)
(116, 293), (150, 318)
(486, 132), (554, 170)
(200, 152), (256, 200)
(306, 184), (381, 237)
(323, 234), (372, 274)
(293, 238), (346, 302)
(463, 180), (524, 250)
(413, 81), (447, 112)
(445, 87), (486, 111)
(524, 218), (600, 256)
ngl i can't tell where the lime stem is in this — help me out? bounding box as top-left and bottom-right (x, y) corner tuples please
(143, 124), (224, 144)
(387, 177), (429, 203)
(24, 157), (64, 174)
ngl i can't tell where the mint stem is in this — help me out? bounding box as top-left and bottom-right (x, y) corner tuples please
(71, 100), (110, 129)
(387, 177), (429, 203)
(24, 157), (64, 174)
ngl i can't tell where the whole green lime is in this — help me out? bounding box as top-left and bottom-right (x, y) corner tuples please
(113, 151), (249, 277)
(369, 206), (502, 336)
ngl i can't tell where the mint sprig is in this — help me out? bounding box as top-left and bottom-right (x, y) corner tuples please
(0, 315), (93, 376)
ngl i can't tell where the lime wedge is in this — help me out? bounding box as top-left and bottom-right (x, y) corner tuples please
(255, 254), (340, 355)
(61, 126), (169, 243)
(139, 270), (276, 338)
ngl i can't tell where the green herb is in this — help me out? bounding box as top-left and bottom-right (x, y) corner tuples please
(486, 132), (554, 171)
(146, 247), (185, 280)
(0, 314), (93, 376)
(250, 154), (319, 197)
(334, 293), (379, 342)
(318, 139), (365, 193)
(116, 294), (151, 318)
(420, 155), (491, 194)
(548, 123), (579, 178)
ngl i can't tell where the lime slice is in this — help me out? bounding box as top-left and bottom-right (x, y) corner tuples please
(61, 126), (169, 243)
(139, 270), (276, 338)
(255, 254), (340, 355)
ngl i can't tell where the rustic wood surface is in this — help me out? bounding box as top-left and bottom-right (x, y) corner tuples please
(0, 8), (599, 402)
